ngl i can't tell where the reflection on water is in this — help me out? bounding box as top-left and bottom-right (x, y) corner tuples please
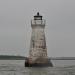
(0, 60), (75, 75)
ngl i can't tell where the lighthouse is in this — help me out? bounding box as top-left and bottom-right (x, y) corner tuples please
(25, 12), (53, 67)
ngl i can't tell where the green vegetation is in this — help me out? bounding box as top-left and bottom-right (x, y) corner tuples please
(0, 55), (26, 60)
(0, 55), (75, 60)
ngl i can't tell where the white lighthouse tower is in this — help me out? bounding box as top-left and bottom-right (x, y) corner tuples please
(25, 12), (53, 67)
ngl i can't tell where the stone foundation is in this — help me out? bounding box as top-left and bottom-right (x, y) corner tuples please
(25, 59), (53, 67)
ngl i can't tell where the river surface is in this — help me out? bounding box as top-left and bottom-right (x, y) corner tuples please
(0, 60), (75, 75)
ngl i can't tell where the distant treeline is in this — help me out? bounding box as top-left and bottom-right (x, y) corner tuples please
(0, 55), (75, 60)
(0, 55), (26, 60)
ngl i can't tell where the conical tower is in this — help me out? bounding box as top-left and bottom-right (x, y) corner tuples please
(25, 12), (53, 67)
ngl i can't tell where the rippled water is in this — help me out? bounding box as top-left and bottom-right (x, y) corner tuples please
(0, 60), (75, 75)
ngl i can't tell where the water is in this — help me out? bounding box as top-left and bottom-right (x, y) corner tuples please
(0, 60), (75, 75)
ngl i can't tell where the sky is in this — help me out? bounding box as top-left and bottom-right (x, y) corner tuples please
(0, 0), (75, 57)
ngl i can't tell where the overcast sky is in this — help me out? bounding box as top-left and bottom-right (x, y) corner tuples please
(0, 0), (75, 57)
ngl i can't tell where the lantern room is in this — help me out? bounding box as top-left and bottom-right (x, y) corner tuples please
(31, 12), (45, 26)
(34, 12), (42, 20)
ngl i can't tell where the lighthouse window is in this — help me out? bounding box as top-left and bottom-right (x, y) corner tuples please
(42, 46), (45, 49)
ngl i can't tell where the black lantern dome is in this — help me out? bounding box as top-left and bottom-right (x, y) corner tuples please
(34, 12), (42, 20)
